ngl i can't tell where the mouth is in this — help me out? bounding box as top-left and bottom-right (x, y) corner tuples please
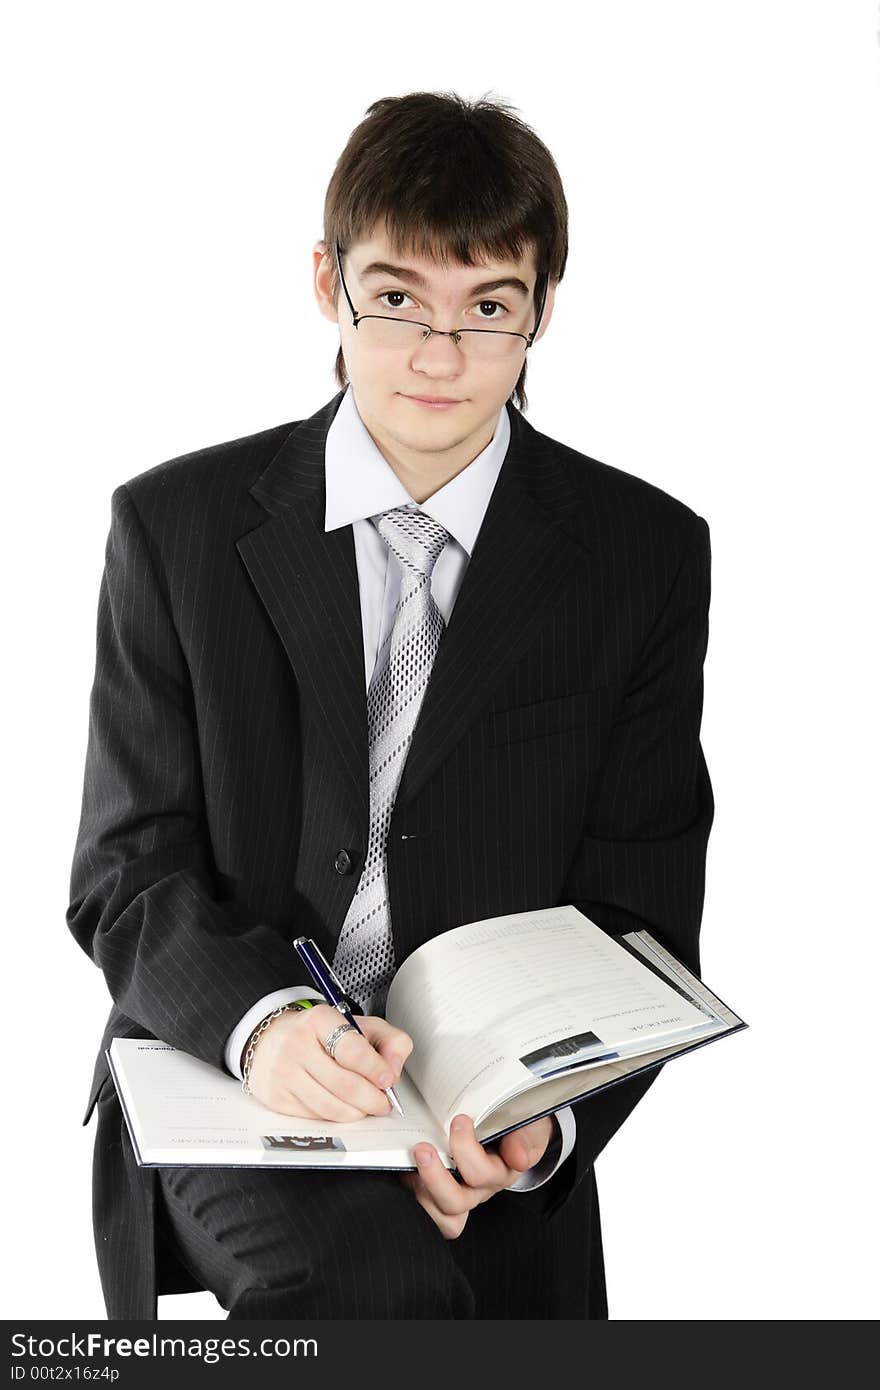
(399, 393), (464, 408)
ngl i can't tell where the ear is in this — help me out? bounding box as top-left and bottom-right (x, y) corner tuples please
(313, 241), (339, 324)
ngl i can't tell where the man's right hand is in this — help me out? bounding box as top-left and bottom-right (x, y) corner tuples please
(244, 1004), (413, 1121)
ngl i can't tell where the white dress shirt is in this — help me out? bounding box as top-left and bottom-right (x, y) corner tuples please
(225, 385), (576, 1190)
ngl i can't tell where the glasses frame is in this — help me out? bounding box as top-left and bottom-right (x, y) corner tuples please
(334, 242), (550, 354)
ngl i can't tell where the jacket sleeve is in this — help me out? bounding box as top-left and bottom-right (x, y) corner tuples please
(520, 512), (714, 1220)
(67, 484), (315, 1074)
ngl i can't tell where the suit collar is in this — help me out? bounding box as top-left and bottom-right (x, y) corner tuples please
(247, 387), (588, 525)
(248, 388), (346, 514)
(237, 390), (589, 824)
(322, 386), (511, 560)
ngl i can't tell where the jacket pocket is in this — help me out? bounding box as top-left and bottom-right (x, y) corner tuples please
(485, 686), (614, 748)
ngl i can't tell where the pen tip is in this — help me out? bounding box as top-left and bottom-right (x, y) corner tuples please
(388, 1088), (405, 1118)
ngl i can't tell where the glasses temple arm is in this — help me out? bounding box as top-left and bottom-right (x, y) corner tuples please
(528, 271), (551, 345)
(334, 242), (359, 323)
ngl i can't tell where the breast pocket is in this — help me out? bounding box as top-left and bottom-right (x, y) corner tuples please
(484, 686), (615, 749)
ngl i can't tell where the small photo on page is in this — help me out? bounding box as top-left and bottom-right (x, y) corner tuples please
(261, 1135), (347, 1153)
(519, 1031), (619, 1079)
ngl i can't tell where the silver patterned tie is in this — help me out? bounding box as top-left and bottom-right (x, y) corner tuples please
(332, 506), (450, 1015)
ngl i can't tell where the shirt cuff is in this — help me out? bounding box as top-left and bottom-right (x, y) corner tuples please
(225, 987), (327, 1080)
(505, 1105), (577, 1193)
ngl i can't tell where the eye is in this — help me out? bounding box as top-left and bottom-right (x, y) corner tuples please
(475, 300), (508, 320)
(375, 291), (511, 320)
(377, 290), (415, 311)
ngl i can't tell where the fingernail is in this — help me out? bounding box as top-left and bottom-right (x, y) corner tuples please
(414, 1146), (433, 1166)
(378, 1074), (393, 1089)
(451, 1116), (468, 1134)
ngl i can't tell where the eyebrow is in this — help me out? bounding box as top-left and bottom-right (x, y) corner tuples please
(358, 260), (531, 299)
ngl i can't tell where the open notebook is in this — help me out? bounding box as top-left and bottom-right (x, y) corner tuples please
(107, 905), (746, 1170)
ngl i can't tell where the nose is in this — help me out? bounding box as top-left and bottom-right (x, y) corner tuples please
(410, 329), (465, 374)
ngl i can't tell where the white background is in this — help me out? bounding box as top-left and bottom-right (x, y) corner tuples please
(4, 0), (878, 1321)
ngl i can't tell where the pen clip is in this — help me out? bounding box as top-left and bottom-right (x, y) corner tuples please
(307, 939), (347, 995)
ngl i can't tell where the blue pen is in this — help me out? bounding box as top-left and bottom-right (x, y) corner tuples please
(292, 936), (405, 1117)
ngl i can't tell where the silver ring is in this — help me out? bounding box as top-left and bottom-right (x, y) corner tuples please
(323, 1023), (356, 1058)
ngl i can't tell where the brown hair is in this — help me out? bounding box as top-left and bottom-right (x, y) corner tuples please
(320, 91), (568, 413)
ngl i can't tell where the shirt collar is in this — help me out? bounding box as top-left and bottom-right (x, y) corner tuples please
(324, 385), (510, 558)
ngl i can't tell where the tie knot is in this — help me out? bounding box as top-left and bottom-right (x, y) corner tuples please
(376, 507), (449, 579)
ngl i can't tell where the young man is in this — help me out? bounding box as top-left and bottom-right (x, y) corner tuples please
(68, 92), (713, 1320)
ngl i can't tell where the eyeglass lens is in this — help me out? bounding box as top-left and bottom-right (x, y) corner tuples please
(355, 316), (525, 359)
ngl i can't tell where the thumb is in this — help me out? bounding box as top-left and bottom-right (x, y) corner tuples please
(501, 1117), (553, 1171)
(499, 1130), (534, 1172)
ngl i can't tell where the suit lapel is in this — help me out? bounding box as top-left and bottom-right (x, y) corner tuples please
(396, 407), (588, 807)
(235, 389), (589, 821)
(235, 392), (370, 829)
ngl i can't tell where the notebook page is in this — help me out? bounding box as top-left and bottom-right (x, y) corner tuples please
(387, 906), (711, 1131)
(108, 1039), (453, 1167)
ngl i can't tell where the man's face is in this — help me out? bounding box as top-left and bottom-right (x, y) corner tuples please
(313, 222), (555, 488)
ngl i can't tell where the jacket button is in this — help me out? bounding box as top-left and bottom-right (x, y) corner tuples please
(334, 849), (354, 875)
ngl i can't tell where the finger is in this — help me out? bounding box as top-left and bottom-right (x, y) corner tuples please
(497, 1128), (544, 1172)
(497, 1130), (533, 1171)
(256, 1087), (323, 1120)
(278, 1068), (373, 1124)
(314, 1017), (399, 1091)
(269, 1008), (394, 1114)
(447, 1116), (515, 1191)
(356, 1016), (414, 1078)
(497, 1117), (553, 1173)
(301, 1048), (393, 1117)
(411, 1143), (496, 1217)
(400, 1168), (470, 1240)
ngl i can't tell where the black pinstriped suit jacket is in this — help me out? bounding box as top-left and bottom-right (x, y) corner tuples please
(68, 388), (713, 1319)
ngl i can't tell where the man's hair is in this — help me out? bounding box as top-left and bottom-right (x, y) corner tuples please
(321, 90), (568, 412)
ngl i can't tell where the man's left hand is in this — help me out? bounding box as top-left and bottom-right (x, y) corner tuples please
(399, 1113), (554, 1239)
